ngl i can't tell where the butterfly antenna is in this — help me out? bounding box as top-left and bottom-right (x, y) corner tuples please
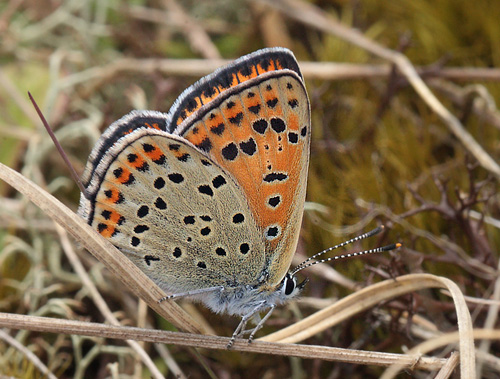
(291, 226), (400, 275)
(293, 226), (385, 273)
(28, 92), (88, 197)
(291, 242), (401, 275)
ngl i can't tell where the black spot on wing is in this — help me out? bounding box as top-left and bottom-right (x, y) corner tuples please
(155, 197), (167, 209)
(266, 98), (278, 108)
(169, 144), (180, 151)
(168, 173), (184, 184)
(265, 226), (280, 239)
(271, 118), (286, 133)
(154, 177), (165, 189)
(113, 167), (123, 179)
(173, 247), (182, 258)
(142, 143), (154, 152)
(183, 215), (195, 225)
(200, 226), (211, 236)
(221, 143), (238, 161)
(196, 138), (213, 152)
(239, 138), (257, 156)
(210, 123), (225, 135)
(229, 112), (244, 126)
(177, 153), (190, 162)
(137, 205), (149, 218)
(101, 210), (111, 220)
(248, 104), (261, 114)
(252, 119), (268, 134)
(232, 213), (245, 224)
(144, 255), (160, 266)
(263, 172), (288, 182)
(212, 175), (226, 188)
(216, 247), (227, 256)
(134, 225), (149, 233)
(198, 185), (214, 197)
(268, 195), (281, 208)
(240, 243), (249, 254)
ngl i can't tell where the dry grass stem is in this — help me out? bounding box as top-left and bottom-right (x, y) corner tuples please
(0, 312), (447, 371)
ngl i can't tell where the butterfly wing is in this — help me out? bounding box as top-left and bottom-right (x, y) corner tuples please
(167, 48), (311, 288)
(79, 48), (310, 293)
(78, 124), (266, 293)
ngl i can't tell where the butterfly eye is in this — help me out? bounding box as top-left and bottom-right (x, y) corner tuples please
(282, 274), (296, 296)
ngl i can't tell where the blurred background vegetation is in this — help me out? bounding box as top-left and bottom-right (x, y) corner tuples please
(0, 0), (498, 377)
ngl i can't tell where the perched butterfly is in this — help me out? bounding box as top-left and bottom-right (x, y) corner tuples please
(76, 48), (397, 347)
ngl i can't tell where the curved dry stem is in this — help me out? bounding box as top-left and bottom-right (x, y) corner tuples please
(0, 312), (446, 372)
(0, 162), (204, 335)
(260, 273), (475, 378)
(381, 329), (500, 378)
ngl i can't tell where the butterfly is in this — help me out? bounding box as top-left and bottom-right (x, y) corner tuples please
(77, 48), (311, 347)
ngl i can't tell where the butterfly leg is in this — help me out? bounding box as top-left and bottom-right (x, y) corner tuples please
(158, 286), (224, 302)
(227, 301), (268, 349)
(247, 304), (276, 343)
(227, 316), (250, 349)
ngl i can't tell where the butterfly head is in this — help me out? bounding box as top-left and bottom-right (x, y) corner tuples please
(266, 273), (309, 304)
(251, 272), (308, 309)
(278, 272), (309, 301)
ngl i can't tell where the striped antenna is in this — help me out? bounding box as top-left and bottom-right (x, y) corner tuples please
(291, 226), (401, 275)
(28, 92), (88, 197)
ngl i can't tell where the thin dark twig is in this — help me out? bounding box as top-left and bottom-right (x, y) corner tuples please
(27, 92), (87, 196)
